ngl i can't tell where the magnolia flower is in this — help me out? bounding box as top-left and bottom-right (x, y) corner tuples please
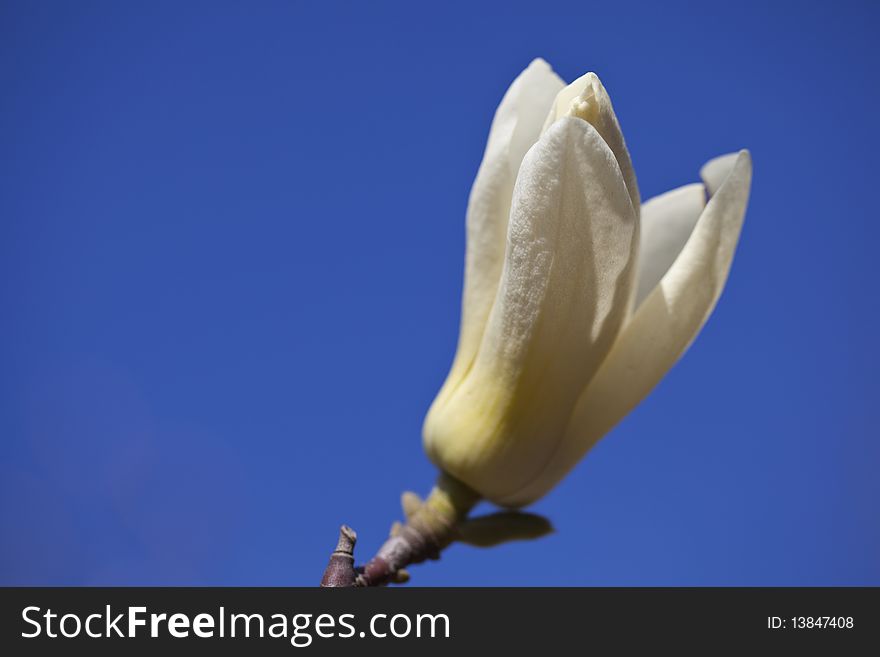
(423, 59), (752, 508)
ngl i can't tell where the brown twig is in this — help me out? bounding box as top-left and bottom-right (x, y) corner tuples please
(319, 525), (358, 587)
(320, 474), (555, 586)
(321, 474), (479, 587)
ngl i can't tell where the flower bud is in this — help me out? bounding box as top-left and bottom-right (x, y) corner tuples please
(424, 60), (752, 508)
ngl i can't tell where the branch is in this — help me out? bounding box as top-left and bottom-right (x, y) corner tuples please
(320, 474), (553, 586)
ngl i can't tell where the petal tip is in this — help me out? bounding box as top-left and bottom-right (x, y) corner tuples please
(700, 149), (752, 197)
(527, 57), (553, 73)
(733, 148), (752, 170)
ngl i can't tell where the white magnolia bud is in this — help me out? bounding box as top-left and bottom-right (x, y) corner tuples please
(423, 59), (752, 507)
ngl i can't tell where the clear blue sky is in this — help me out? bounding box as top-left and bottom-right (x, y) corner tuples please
(1, 0), (877, 585)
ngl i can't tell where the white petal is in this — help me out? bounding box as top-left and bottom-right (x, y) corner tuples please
(634, 183), (706, 307)
(701, 152), (741, 196)
(436, 59), (564, 401)
(499, 150), (752, 507)
(424, 118), (639, 502)
(542, 72), (640, 215)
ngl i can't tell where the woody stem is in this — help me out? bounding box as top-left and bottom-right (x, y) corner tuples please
(320, 473), (481, 587)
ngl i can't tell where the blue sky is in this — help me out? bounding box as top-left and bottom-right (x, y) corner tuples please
(1, 0), (878, 585)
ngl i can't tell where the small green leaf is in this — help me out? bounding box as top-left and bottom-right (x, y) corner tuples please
(400, 491), (423, 519)
(457, 511), (554, 548)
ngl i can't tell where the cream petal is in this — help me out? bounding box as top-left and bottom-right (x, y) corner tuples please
(634, 183), (706, 307)
(424, 117), (639, 503)
(499, 150), (752, 507)
(542, 72), (640, 215)
(701, 152), (742, 196)
(434, 59), (564, 405)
